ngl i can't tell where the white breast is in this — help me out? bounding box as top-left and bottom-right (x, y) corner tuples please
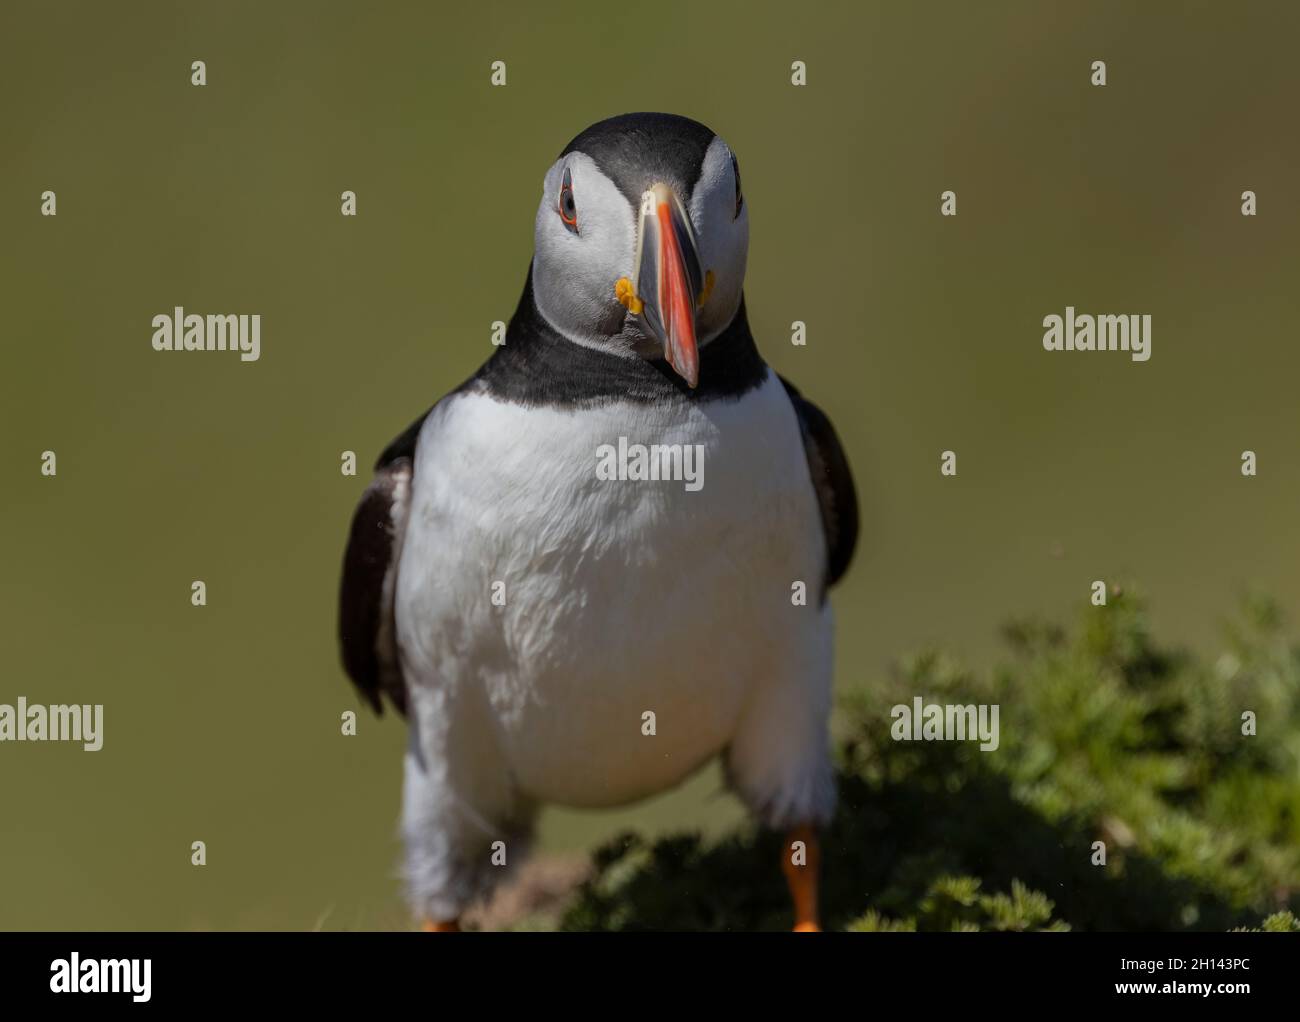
(394, 369), (828, 809)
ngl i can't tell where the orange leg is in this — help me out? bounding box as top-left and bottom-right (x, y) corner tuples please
(422, 918), (461, 932)
(781, 825), (821, 932)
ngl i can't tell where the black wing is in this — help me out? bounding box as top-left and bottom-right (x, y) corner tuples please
(779, 376), (859, 592)
(337, 407), (433, 716)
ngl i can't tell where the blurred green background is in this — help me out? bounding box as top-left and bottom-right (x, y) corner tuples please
(1, 1), (1297, 929)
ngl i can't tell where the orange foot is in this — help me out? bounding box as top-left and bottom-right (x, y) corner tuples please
(782, 824), (822, 932)
(422, 918), (461, 932)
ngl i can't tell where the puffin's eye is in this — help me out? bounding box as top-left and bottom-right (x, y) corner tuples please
(559, 167), (579, 234)
(730, 153), (743, 219)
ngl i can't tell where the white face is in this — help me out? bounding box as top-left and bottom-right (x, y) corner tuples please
(531, 136), (749, 363)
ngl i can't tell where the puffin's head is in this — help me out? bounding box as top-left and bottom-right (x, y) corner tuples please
(530, 112), (749, 388)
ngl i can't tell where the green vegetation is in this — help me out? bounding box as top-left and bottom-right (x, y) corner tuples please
(561, 594), (1300, 932)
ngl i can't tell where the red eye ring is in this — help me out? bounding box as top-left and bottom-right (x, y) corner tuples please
(559, 167), (579, 234)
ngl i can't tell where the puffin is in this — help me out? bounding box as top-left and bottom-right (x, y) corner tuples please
(338, 112), (858, 932)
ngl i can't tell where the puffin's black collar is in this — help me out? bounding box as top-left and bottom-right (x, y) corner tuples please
(460, 269), (768, 409)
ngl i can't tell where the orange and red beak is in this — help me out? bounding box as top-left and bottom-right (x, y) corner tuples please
(632, 183), (705, 387)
